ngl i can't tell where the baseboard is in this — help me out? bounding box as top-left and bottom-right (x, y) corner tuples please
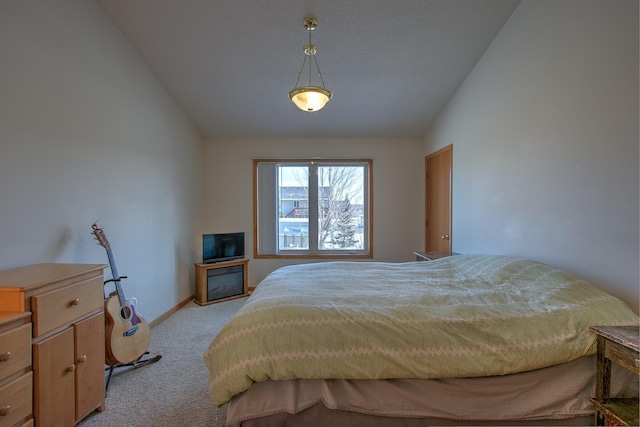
(149, 294), (194, 329)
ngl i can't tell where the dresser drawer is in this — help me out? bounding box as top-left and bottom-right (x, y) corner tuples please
(0, 372), (32, 427)
(0, 323), (31, 380)
(31, 277), (103, 337)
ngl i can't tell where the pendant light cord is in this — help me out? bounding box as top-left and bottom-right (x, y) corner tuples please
(292, 27), (327, 90)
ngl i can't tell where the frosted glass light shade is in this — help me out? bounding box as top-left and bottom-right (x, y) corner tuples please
(289, 86), (332, 112)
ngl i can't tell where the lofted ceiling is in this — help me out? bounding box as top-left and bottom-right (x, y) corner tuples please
(96, 0), (522, 139)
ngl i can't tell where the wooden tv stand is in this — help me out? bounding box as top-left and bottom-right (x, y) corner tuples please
(194, 259), (249, 306)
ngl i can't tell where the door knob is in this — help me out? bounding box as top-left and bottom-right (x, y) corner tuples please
(441, 234), (449, 240)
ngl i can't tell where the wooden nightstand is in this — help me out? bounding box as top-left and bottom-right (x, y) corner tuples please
(413, 251), (459, 261)
(589, 325), (639, 426)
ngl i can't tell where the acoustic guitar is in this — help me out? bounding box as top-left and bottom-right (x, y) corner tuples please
(92, 222), (151, 366)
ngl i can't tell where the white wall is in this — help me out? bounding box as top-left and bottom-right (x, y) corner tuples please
(0, 0), (204, 322)
(423, 0), (639, 313)
(203, 137), (424, 288)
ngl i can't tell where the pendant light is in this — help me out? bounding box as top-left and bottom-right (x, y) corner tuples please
(289, 17), (332, 112)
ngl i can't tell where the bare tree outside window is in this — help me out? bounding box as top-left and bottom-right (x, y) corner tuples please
(318, 166), (363, 250)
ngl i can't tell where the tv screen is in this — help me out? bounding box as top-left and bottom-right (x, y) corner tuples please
(203, 232), (244, 263)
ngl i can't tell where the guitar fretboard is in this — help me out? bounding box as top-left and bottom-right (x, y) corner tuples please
(106, 248), (127, 308)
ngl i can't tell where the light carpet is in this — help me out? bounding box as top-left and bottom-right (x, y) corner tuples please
(77, 297), (247, 427)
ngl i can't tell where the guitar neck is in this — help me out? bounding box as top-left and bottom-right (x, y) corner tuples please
(105, 248), (127, 307)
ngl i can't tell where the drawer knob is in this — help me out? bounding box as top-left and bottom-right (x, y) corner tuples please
(78, 354), (87, 364)
(0, 352), (10, 362)
(69, 298), (80, 306)
(67, 364), (76, 373)
(0, 405), (10, 417)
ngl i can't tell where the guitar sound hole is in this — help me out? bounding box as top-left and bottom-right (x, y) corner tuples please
(120, 305), (132, 321)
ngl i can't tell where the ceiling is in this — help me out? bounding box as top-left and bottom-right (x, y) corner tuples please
(96, 0), (522, 139)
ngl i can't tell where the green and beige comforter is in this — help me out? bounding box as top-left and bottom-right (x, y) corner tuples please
(204, 255), (638, 405)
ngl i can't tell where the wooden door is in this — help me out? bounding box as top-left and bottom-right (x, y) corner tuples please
(33, 328), (75, 427)
(74, 312), (105, 422)
(425, 145), (452, 252)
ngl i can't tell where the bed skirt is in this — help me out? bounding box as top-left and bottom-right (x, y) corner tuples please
(225, 355), (638, 427)
(238, 404), (593, 427)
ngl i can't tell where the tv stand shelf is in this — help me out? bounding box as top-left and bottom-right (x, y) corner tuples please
(194, 259), (249, 306)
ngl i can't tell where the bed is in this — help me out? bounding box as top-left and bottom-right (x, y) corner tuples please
(203, 254), (639, 426)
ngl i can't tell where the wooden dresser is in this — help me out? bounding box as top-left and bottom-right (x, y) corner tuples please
(0, 263), (107, 427)
(0, 312), (32, 427)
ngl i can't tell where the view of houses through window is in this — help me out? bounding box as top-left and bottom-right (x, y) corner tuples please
(277, 164), (366, 253)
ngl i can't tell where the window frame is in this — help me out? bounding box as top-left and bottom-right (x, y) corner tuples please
(253, 158), (373, 259)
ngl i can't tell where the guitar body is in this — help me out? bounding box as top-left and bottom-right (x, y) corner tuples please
(104, 294), (151, 365)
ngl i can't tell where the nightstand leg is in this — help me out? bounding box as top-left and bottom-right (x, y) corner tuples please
(595, 335), (612, 403)
(594, 335), (612, 426)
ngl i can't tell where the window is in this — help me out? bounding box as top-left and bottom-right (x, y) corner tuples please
(254, 159), (372, 258)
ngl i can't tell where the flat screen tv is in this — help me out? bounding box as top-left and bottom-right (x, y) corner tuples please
(202, 232), (245, 264)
